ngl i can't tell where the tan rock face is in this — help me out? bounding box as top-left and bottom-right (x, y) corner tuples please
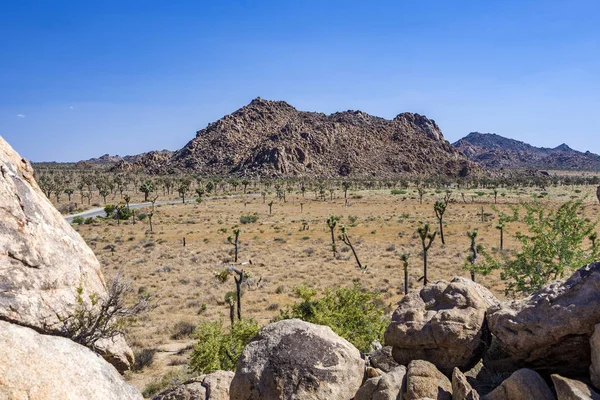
(487, 262), (600, 376)
(404, 360), (452, 400)
(230, 319), (365, 400)
(0, 320), (142, 400)
(153, 370), (234, 400)
(384, 278), (499, 375)
(0, 136), (133, 372)
(484, 369), (554, 400)
(354, 366), (406, 400)
(551, 374), (600, 400)
(452, 368), (479, 400)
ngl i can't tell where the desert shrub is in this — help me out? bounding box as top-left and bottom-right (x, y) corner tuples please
(278, 283), (387, 353)
(240, 214), (259, 224)
(72, 216), (84, 225)
(84, 217), (94, 224)
(104, 204), (116, 217)
(133, 348), (157, 371)
(391, 189), (406, 195)
(117, 207), (133, 220)
(137, 212), (147, 221)
(170, 321), (196, 340)
(189, 319), (260, 374)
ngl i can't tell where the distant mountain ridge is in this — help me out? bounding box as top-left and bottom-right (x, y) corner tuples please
(104, 97), (480, 178)
(453, 132), (600, 170)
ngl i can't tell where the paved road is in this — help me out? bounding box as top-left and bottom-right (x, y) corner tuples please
(63, 193), (261, 223)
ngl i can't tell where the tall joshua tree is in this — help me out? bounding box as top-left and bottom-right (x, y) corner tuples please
(327, 216), (339, 257)
(339, 225), (364, 270)
(228, 228), (240, 263)
(417, 223), (437, 285)
(401, 253), (409, 295)
(433, 200), (447, 245)
(466, 230), (481, 281)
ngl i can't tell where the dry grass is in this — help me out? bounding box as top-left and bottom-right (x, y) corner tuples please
(63, 184), (600, 392)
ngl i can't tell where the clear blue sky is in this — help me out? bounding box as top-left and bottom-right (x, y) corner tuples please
(2, 0), (599, 161)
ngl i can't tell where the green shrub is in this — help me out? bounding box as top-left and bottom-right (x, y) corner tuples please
(133, 348), (157, 371)
(278, 283), (387, 353)
(391, 189), (406, 195)
(240, 214), (259, 224)
(72, 216), (84, 225)
(104, 204), (116, 217)
(117, 207), (133, 220)
(189, 319), (260, 374)
(84, 217), (94, 224)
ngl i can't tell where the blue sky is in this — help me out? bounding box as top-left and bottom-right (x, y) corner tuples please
(2, 0), (599, 161)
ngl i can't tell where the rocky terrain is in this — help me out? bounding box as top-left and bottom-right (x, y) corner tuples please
(454, 132), (600, 170)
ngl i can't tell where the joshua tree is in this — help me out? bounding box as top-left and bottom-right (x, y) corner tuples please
(339, 225), (364, 270)
(417, 187), (425, 204)
(150, 195), (159, 213)
(99, 188), (109, 204)
(493, 188), (499, 204)
(401, 253), (409, 295)
(139, 180), (154, 202)
(327, 216), (339, 257)
(123, 194), (131, 210)
(267, 200), (273, 215)
(64, 188), (74, 201)
(178, 179), (191, 203)
(195, 187), (204, 202)
(205, 181), (214, 194)
(496, 222), (505, 250)
(300, 202), (304, 213)
(433, 200), (447, 245)
(220, 261), (252, 321)
(417, 223), (437, 285)
(147, 212), (154, 232)
(342, 181), (351, 199)
(466, 230), (481, 281)
(228, 227), (240, 263)
(241, 179), (250, 194)
(224, 291), (237, 326)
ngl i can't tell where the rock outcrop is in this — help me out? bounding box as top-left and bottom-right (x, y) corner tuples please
(0, 320), (142, 400)
(385, 278), (499, 375)
(369, 346), (401, 373)
(153, 370), (234, 400)
(551, 374), (600, 400)
(484, 368), (554, 400)
(452, 368), (479, 400)
(230, 319), (365, 400)
(487, 262), (600, 376)
(591, 324), (600, 389)
(354, 365), (406, 400)
(0, 136), (134, 372)
(404, 360), (452, 400)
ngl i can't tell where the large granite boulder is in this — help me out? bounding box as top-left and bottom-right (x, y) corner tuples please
(484, 369), (554, 400)
(385, 278), (499, 375)
(0, 320), (142, 400)
(0, 136), (133, 372)
(230, 319), (365, 400)
(487, 262), (600, 375)
(404, 360), (452, 400)
(452, 368), (480, 400)
(153, 370), (234, 400)
(354, 365), (406, 400)
(590, 323), (600, 389)
(551, 374), (600, 400)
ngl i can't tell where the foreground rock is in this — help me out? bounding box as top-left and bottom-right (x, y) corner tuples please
(551, 374), (600, 400)
(153, 370), (234, 400)
(230, 319), (364, 400)
(591, 323), (600, 389)
(487, 262), (600, 375)
(354, 365), (406, 400)
(0, 136), (133, 372)
(484, 369), (554, 400)
(385, 278), (499, 375)
(404, 360), (452, 400)
(369, 346), (401, 373)
(452, 368), (479, 400)
(0, 320), (142, 400)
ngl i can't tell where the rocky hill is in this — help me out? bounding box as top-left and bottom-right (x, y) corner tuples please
(453, 132), (600, 170)
(129, 98), (478, 178)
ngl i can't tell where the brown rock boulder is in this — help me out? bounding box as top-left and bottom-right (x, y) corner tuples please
(0, 320), (142, 400)
(404, 360), (452, 400)
(230, 319), (365, 400)
(487, 262), (600, 376)
(0, 136), (134, 372)
(452, 368), (480, 400)
(552, 374), (600, 400)
(153, 370), (234, 400)
(354, 366), (406, 400)
(484, 369), (554, 400)
(384, 278), (499, 375)
(591, 323), (600, 389)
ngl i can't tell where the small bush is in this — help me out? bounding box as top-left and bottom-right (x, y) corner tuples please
(190, 319), (260, 374)
(171, 321), (196, 340)
(72, 216), (85, 225)
(278, 283), (387, 353)
(84, 217), (94, 224)
(133, 348), (157, 371)
(391, 189), (406, 195)
(240, 214), (259, 224)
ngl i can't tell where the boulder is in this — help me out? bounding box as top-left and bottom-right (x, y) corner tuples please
(484, 368), (554, 400)
(0, 320), (142, 400)
(551, 374), (600, 400)
(0, 136), (133, 372)
(590, 323), (600, 389)
(404, 360), (452, 400)
(452, 368), (479, 400)
(354, 366), (406, 400)
(385, 278), (499, 375)
(487, 262), (600, 375)
(153, 370), (234, 400)
(230, 319), (365, 400)
(369, 346), (400, 373)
